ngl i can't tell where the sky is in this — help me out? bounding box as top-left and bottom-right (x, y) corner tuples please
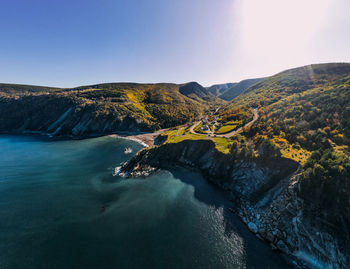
(0, 0), (349, 87)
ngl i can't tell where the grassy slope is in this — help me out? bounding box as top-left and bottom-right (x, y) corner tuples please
(160, 126), (235, 154)
(216, 124), (237, 134)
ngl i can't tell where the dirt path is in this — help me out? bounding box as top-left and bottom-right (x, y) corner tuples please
(190, 108), (259, 138)
(218, 108), (259, 137)
(189, 121), (201, 134)
(120, 108), (259, 147)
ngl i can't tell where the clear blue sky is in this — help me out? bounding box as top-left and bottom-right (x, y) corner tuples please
(1, 0), (349, 87)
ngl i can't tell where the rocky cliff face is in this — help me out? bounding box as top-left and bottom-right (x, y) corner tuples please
(0, 95), (151, 137)
(120, 140), (349, 269)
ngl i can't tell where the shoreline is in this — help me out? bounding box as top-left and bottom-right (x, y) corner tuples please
(111, 128), (168, 147)
(110, 134), (150, 147)
(0, 130), (163, 147)
(110, 131), (161, 148)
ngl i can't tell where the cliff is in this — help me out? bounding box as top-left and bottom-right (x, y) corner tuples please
(120, 140), (349, 268)
(0, 95), (148, 136)
(0, 82), (211, 137)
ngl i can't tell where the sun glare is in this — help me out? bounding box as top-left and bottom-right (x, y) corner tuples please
(232, 0), (332, 76)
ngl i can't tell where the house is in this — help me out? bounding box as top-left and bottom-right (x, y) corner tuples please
(202, 125), (209, 131)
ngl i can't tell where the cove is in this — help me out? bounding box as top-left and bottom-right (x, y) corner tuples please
(0, 135), (292, 269)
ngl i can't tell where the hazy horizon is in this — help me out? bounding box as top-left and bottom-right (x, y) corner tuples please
(1, 61), (349, 89)
(1, 0), (349, 87)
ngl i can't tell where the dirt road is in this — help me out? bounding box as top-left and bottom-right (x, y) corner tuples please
(189, 108), (259, 138)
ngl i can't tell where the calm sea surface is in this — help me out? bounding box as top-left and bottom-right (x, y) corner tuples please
(0, 135), (292, 269)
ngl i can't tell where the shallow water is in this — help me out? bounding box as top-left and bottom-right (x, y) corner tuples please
(0, 135), (292, 269)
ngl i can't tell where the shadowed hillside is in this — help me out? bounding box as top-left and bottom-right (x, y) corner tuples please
(219, 78), (265, 101)
(0, 82), (215, 136)
(207, 83), (237, 96)
(179, 82), (217, 102)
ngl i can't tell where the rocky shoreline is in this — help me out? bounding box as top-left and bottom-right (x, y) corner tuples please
(0, 129), (162, 148)
(118, 140), (349, 269)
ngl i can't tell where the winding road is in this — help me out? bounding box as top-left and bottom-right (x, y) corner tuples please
(190, 108), (259, 138)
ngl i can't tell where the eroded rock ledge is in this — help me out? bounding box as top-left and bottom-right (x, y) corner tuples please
(120, 140), (349, 269)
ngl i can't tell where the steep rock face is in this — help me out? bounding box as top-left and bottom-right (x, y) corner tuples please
(0, 95), (147, 137)
(121, 140), (296, 195)
(240, 174), (349, 269)
(120, 140), (349, 268)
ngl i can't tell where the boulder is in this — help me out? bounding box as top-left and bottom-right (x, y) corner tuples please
(248, 222), (259, 233)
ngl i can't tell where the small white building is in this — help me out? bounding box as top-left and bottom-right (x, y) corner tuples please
(202, 125), (209, 131)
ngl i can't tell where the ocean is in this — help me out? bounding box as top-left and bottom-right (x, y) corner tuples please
(0, 135), (292, 269)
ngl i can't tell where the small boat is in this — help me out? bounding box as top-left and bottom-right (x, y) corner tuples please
(124, 147), (132, 154)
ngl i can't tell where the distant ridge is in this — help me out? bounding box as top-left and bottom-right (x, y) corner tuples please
(219, 78), (265, 101)
(207, 83), (237, 96)
(206, 78), (265, 101)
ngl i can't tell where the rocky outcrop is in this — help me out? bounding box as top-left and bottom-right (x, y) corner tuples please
(238, 173), (349, 269)
(120, 140), (349, 268)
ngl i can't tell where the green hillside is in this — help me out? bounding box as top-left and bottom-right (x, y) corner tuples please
(224, 63), (350, 231)
(219, 78), (265, 101)
(230, 63), (350, 107)
(0, 83), (61, 95)
(0, 82), (214, 135)
(179, 82), (218, 102)
(207, 83), (237, 96)
(156, 63), (350, 233)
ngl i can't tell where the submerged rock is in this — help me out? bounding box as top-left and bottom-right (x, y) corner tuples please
(248, 222), (258, 233)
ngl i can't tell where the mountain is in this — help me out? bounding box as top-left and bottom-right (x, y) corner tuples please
(0, 82), (214, 136)
(219, 78), (265, 101)
(207, 83), (237, 96)
(232, 62), (350, 107)
(179, 82), (216, 102)
(207, 78), (265, 101)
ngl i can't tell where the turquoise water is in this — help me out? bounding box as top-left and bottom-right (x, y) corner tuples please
(0, 135), (291, 269)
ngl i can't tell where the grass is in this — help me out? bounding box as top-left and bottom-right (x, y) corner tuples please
(212, 137), (232, 154)
(223, 120), (242, 125)
(216, 125), (237, 134)
(166, 132), (206, 143)
(161, 127), (232, 154)
(194, 122), (207, 134)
